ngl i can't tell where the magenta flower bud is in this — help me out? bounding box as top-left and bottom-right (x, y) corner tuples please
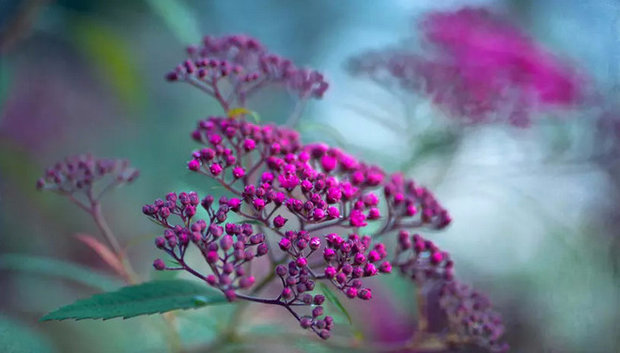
(224, 289), (236, 302)
(345, 287), (358, 299)
(282, 287), (293, 299)
(431, 251), (444, 265)
(155, 237), (166, 248)
(206, 251), (219, 264)
(184, 205), (196, 217)
(314, 295), (325, 305)
(227, 198), (241, 211)
(320, 154), (337, 172)
(296, 257), (308, 268)
(353, 253), (366, 265)
(209, 163), (223, 176)
(300, 317), (313, 329)
(300, 180), (312, 192)
(252, 198), (265, 210)
(358, 288), (372, 300)
(273, 215), (288, 228)
(279, 238), (292, 251)
(324, 266), (337, 278)
(367, 250), (381, 263)
(313, 208), (325, 220)
(188, 159), (201, 171)
(202, 195), (214, 209)
(326, 206), (340, 219)
(206, 274), (217, 286)
(153, 259), (166, 270)
(309, 237), (321, 250)
(364, 263), (377, 277)
(352, 267), (363, 278)
(368, 207), (381, 220)
(414, 240), (425, 253)
(243, 138), (256, 151)
(190, 231), (202, 243)
(406, 205), (418, 216)
(379, 261), (392, 273)
(323, 248), (336, 261)
(336, 272), (347, 284)
(276, 264), (288, 277)
(220, 235), (233, 250)
(319, 330), (331, 340)
(349, 209), (367, 227)
(312, 306), (324, 318)
(239, 276), (255, 289)
(232, 166), (245, 179)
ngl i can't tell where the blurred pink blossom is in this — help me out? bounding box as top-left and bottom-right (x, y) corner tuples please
(350, 8), (585, 127)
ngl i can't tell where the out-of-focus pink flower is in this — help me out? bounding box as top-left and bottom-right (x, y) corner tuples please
(422, 8), (583, 125)
(350, 7), (585, 127)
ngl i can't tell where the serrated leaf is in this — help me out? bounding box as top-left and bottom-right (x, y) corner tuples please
(41, 280), (228, 321)
(317, 282), (352, 325)
(0, 254), (122, 291)
(0, 315), (55, 353)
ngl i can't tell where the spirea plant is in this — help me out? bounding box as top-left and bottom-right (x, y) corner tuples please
(37, 34), (508, 352)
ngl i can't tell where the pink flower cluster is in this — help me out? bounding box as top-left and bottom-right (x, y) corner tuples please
(140, 33), (507, 349)
(394, 231), (453, 282)
(36, 154), (139, 195)
(440, 281), (509, 352)
(166, 34), (328, 110)
(349, 7), (583, 127)
(144, 191), (269, 301)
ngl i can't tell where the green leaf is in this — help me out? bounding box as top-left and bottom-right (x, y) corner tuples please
(41, 280), (228, 321)
(146, 0), (201, 44)
(73, 19), (146, 117)
(317, 282), (352, 325)
(0, 60), (11, 116)
(0, 254), (123, 291)
(0, 315), (56, 353)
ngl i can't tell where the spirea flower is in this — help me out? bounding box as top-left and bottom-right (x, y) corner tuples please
(166, 34), (328, 110)
(139, 34), (511, 347)
(349, 8), (584, 127)
(36, 154), (139, 198)
(440, 281), (509, 352)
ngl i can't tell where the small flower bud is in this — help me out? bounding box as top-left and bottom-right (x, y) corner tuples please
(153, 259), (166, 270)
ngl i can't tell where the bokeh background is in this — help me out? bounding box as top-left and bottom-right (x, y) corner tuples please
(1, 0), (619, 352)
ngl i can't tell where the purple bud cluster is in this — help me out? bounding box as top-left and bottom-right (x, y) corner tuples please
(394, 231), (453, 282)
(138, 34), (508, 344)
(36, 154), (139, 194)
(322, 233), (391, 300)
(166, 34), (328, 109)
(383, 173), (451, 230)
(439, 281), (509, 352)
(144, 191), (268, 300)
(275, 262), (333, 339)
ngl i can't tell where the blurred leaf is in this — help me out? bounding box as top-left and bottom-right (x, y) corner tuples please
(227, 107), (261, 122)
(317, 282), (352, 325)
(73, 19), (145, 116)
(75, 233), (126, 278)
(0, 315), (55, 353)
(0, 254), (122, 291)
(0, 140), (41, 199)
(0, 60), (11, 116)
(41, 280), (228, 321)
(299, 122), (350, 149)
(146, 0), (201, 44)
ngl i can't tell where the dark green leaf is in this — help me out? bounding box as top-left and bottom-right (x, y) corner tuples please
(0, 315), (55, 353)
(317, 282), (352, 325)
(41, 280), (228, 321)
(0, 254), (122, 291)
